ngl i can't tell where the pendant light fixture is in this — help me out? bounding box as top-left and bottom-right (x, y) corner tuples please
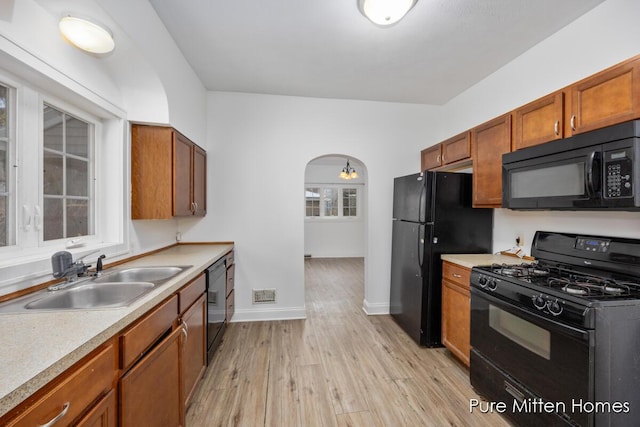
(358, 0), (418, 26)
(59, 15), (115, 54)
(339, 160), (359, 180)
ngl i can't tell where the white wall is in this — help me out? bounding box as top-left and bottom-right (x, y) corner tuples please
(304, 162), (366, 258)
(434, 0), (640, 254)
(179, 92), (438, 319)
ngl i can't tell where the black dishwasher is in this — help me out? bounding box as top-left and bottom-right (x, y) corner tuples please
(206, 258), (227, 364)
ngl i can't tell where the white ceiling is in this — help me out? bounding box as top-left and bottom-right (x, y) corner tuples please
(149, 0), (604, 105)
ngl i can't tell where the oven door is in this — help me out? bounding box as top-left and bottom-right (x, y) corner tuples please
(471, 288), (594, 426)
(502, 144), (602, 209)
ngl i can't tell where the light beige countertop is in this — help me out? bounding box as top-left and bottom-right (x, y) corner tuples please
(0, 243), (233, 417)
(441, 253), (534, 269)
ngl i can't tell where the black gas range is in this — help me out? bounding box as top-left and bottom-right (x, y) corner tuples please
(469, 231), (640, 427)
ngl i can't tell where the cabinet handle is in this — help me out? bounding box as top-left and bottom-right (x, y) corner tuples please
(554, 120), (559, 136)
(436, 154), (441, 163)
(38, 402), (70, 427)
(195, 202), (199, 213)
(453, 273), (462, 278)
(570, 115), (576, 131)
(182, 321), (189, 343)
(442, 154), (446, 163)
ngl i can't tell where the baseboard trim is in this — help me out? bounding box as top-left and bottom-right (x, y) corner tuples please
(362, 299), (389, 315)
(229, 306), (307, 322)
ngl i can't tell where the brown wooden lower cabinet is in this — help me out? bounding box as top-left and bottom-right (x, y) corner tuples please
(441, 261), (472, 367)
(119, 325), (185, 427)
(76, 389), (117, 427)
(182, 293), (207, 408)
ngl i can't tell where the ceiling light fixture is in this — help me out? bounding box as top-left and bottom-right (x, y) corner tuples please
(339, 160), (359, 180)
(358, 0), (418, 26)
(59, 15), (115, 54)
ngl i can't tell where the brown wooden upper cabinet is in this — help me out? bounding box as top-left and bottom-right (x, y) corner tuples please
(566, 57), (640, 136)
(132, 124), (207, 219)
(472, 114), (511, 208)
(421, 131), (471, 171)
(512, 91), (564, 150)
(420, 144), (442, 171)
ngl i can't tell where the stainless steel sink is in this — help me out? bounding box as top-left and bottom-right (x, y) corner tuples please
(0, 265), (192, 313)
(24, 282), (156, 310)
(93, 266), (190, 285)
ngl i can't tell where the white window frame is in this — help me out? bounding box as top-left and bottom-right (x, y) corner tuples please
(0, 79), (16, 249)
(0, 66), (128, 295)
(304, 184), (362, 221)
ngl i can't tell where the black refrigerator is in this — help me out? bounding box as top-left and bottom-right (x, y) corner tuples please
(390, 171), (493, 346)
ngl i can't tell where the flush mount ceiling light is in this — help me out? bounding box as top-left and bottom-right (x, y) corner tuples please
(59, 15), (115, 54)
(358, 0), (418, 26)
(339, 160), (359, 180)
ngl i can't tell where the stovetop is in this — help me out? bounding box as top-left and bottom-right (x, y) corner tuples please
(475, 262), (640, 301)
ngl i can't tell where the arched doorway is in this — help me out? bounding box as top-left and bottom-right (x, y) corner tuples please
(303, 155), (368, 309)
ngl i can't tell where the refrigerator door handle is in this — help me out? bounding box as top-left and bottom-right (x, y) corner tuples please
(417, 224), (425, 277)
(418, 178), (426, 223)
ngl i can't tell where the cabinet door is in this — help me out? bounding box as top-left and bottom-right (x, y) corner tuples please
(442, 279), (471, 367)
(513, 91), (564, 150)
(182, 294), (206, 408)
(421, 144), (442, 171)
(472, 114), (512, 207)
(192, 145), (207, 217)
(120, 326), (184, 427)
(568, 58), (640, 135)
(173, 132), (194, 217)
(441, 131), (471, 165)
(76, 390), (116, 427)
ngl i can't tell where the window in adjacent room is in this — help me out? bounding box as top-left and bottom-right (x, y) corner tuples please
(304, 185), (359, 219)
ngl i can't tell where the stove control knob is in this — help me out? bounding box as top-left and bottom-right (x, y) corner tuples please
(532, 295), (546, 309)
(547, 300), (563, 316)
(487, 279), (498, 291)
(478, 276), (487, 287)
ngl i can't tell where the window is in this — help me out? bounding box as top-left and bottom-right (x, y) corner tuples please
(305, 185), (360, 219)
(0, 83), (9, 246)
(42, 104), (93, 241)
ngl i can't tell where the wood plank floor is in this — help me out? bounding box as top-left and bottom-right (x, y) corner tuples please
(186, 258), (512, 426)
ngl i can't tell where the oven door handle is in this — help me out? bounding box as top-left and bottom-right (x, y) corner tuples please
(471, 288), (591, 342)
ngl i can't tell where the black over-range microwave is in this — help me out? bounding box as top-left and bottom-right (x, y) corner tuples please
(502, 119), (640, 210)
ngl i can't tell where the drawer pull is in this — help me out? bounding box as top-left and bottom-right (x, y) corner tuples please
(554, 120), (559, 135)
(453, 273), (462, 278)
(182, 321), (189, 343)
(39, 402), (70, 427)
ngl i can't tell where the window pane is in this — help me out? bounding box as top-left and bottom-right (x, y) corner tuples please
(43, 197), (63, 241)
(323, 188), (338, 216)
(66, 199), (88, 237)
(43, 152), (63, 195)
(0, 196), (6, 246)
(0, 85), (6, 138)
(342, 188), (357, 217)
(305, 187), (320, 217)
(0, 140), (6, 193)
(43, 105), (63, 152)
(66, 157), (88, 197)
(66, 116), (88, 157)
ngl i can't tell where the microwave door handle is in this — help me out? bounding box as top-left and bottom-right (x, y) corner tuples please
(585, 151), (599, 196)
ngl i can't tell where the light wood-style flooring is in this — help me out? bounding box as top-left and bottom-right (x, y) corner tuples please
(186, 258), (512, 426)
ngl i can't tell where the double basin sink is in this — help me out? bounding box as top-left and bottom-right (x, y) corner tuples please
(0, 266), (192, 312)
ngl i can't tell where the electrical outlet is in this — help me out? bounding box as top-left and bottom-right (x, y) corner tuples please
(515, 232), (524, 247)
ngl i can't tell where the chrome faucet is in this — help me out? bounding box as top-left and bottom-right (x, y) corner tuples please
(49, 250), (101, 291)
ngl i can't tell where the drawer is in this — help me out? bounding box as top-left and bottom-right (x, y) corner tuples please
(225, 263), (235, 298)
(225, 250), (234, 267)
(178, 273), (206, 314)
(226, 289), (235, 322)
(120, 295), (178, 371)
(442, 261), (471, 288)
(7, 343), (115, 427)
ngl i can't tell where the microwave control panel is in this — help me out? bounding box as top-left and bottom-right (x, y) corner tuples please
(604, 149), (633, 198)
